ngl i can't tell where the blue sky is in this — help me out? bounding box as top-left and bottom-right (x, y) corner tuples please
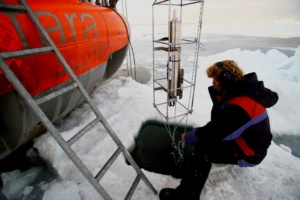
(119, 0), (300, 37)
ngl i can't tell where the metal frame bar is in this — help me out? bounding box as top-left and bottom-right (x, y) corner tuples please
(153, 0), (203, 6)
(152, 0), (204, 123)
(154, 77), (194, 92)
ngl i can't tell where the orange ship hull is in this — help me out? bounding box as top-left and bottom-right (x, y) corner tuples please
(0, 0), (130, 159)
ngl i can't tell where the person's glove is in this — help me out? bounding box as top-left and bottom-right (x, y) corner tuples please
(181, 129), (199, 144)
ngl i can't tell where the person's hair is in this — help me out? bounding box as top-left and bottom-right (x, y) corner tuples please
(206, 60), (244, 82)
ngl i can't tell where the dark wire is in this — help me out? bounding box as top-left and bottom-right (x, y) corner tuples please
(128, 40), (137, 79)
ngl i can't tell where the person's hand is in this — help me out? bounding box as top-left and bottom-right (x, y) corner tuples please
(181, 129), (199, 144)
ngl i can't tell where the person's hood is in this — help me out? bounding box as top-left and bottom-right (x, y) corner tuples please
(209, 72), (279, 108)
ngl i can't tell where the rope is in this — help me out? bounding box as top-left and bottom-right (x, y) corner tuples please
(158, 111), (187, 165)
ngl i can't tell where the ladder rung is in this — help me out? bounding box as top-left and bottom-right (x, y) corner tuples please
(36, 83), (77, 105)
(0, 4), (26, 12)
(125, 173), (142, 200)
(0, 47), (54, 59)
(67, 118), (99, 146)
(95, 148), (122, 182)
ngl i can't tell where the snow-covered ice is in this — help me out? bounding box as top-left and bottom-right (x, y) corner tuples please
(1, 26), (300, 200)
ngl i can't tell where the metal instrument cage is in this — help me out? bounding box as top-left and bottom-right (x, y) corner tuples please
(152, 0), (205, 122)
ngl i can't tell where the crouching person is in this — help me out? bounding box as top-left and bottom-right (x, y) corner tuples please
(159, 60), (279, 200)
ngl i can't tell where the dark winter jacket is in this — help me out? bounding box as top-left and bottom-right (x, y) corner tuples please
(194, 72), (278, 167)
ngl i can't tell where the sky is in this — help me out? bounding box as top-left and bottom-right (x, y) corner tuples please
(1, 25), (300, 200)
(119, 0), (300, 37)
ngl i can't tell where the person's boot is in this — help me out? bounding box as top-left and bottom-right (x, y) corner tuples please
(159, 187), (201, 200)
(166, 158), (211, 200)
(159, 188), (186, 200)
(159, 168), (210, 200)
(178, 160), (211, 199)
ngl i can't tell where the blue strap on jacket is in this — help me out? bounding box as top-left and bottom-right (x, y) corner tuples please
(237, 159), (257, 167)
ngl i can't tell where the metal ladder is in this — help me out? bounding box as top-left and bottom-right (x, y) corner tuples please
(0, 1), (157, 199)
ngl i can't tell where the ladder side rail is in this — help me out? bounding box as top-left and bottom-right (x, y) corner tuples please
(23, 1), (158, 192)
(18, 0), (125, 151)
(0, 58), (113, 200)
(20, 0), (157, 196)
(88, 103), (157, 194)
(121, 148), (158, 195)
(18, 0), (131, 152)
(17, 0), (91, 98)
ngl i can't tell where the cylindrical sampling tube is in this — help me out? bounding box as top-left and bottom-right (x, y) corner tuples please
(168, 9), (182, 101)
